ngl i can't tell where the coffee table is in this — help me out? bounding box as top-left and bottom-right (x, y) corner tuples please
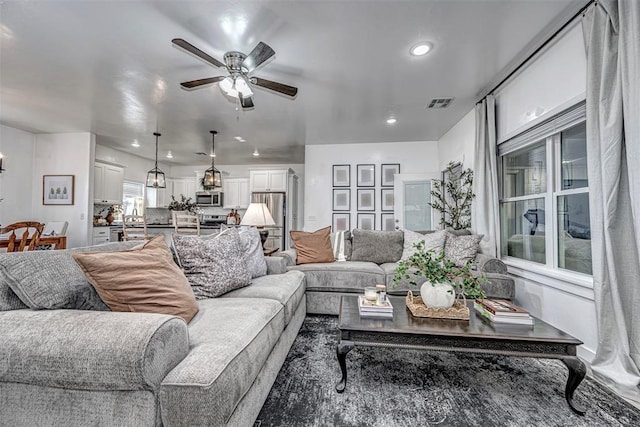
(336, 295), (586, 415)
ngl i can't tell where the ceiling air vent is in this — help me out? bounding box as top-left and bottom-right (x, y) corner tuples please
(427, 98), (454, 109)
(195, 152), (208, 156)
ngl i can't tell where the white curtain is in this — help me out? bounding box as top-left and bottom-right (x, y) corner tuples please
(472, 95), (500, 257)
(582, 0), (640, 403)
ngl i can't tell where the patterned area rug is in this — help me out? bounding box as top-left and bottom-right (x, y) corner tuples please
(256, 316), (640, 427)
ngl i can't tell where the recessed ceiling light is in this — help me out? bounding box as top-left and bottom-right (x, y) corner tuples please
(131, 139), (140, 147)
(253, 148), (260, 157)
(410, 42), (432, 56)
(386, 117), (397, 125)
(166, 151), (173, 159)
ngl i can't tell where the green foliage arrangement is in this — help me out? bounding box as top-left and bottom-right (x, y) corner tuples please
(393, 241), (487, 299)
(430, 161), (475, 230)
(167, 195), (198, 213)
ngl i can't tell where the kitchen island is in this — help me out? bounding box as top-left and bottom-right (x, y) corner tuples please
(109, 224), (221, 244)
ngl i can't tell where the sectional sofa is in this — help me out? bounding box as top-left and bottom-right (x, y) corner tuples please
(0, 241), (305, 427)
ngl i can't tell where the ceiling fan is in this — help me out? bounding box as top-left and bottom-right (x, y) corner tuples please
(172, 38), (298, 109)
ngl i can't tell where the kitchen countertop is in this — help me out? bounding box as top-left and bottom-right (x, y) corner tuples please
(109, 224), (222, 229)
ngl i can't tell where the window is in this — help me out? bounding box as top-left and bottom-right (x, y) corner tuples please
(123, 181), (145, 218)
(499, 103), (591, 275)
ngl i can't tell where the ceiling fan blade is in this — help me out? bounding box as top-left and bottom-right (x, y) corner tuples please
(180, 76), (225, 89)
(251, 77), (298, 97)
(242, 42), (275, 72)
(172, 38), (226, 69)
(239, 95), (254, 109)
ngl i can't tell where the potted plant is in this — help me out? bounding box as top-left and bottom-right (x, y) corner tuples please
(393, 241), (486, 308)
(167, 195), (198, 213)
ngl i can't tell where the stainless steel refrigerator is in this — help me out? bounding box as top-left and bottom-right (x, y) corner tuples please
(251, 192), (286, 251)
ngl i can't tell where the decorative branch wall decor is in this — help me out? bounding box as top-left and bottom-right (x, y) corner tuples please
(430, 161), (475, 230)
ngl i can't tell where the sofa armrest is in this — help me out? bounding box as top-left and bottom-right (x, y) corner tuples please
(475, 253), (508, 274)
(264, 256), (288, 275)
(278, 249), (297, 267)
(0, 310), (188, 391)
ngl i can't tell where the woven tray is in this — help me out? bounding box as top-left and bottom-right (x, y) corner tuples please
(405, 291), (470, 320)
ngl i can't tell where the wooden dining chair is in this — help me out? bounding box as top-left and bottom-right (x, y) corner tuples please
(0, 221), (45, 252)
(122, 215), (148, 241)
(173, 212), (200, 236)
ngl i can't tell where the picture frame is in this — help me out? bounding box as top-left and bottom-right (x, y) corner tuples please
(43, 175), (75, 205)
(381, 213), (395, 231)
(357, 164), (375, 187)
(357, 213), (375, 230)
(332, 213), (351, 232)
(332, 164), (350, 187)
(381, 188), (394, 211)
(357, 188), (375, 211)
(332, 188), (351, 211)
(381, 163), (400, 187)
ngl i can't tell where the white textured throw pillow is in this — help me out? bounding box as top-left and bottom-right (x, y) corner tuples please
(401, 229), (447, 260)
(221, 224), (267, 278)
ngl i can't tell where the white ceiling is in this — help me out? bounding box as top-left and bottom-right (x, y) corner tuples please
(0, 0), (585, 166)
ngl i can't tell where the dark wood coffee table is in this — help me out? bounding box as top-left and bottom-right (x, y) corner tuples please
(336, 295), (586, 415)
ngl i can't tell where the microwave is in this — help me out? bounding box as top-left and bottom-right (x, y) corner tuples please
(196, 191), (223, 207)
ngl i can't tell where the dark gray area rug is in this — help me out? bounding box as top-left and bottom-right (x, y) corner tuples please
(256, 316), (640, 427)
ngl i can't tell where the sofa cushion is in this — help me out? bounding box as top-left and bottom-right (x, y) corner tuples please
(0, 241), (140, 311)
(288, 261), (384, 293)
(221, 224), (267, 278)
(72, 235), (199, 323)
(401, 229), (447, 260)
(222, 270), (306, 325)
(0, 309), (188, 391)
(444, 232), (483, 266)
(0, 280), (27, 311)
(173, 228), (251, 299)
(290, 226), (335, 264)
(160, 297), (284, 426)
(350, 229), (403, 264)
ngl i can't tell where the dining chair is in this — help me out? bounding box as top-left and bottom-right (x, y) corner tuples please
(0, 221), (45, 252)
(173, 212), (200, 236)
(122, 215), (148, 241)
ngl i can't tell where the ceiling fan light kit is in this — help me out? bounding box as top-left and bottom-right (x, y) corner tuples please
(203, 130), (222, 188)
(146, 132), (166, 189)
(172, 38), (298, 109)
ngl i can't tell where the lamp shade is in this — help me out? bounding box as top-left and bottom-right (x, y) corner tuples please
(240, 203), (276, 227)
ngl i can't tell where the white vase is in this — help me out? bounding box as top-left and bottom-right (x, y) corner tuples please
(420, 281), (455, 309)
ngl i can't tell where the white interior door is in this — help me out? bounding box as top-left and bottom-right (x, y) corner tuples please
(393, 173), (439, 231)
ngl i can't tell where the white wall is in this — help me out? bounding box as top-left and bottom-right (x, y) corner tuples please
(32, 133), (94, 248)
(437, 109), (475, 170)
(304, 141), (439, 232)
(0, 125), (36, 225)
(95, 143), (170, 184)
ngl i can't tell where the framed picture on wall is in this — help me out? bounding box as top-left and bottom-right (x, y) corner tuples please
(332, 188), (351, 211)
(332, 213), (350, 232)
(381, 213), (395, 231)
(43, 175), (75, 205)
(357, 213), (375, 230)
(381, 163), (400, 187)
(357, 188), (375, 211)
(357, 164), (375, 187)
(381, 188), (394, 211)
(332, 164), (350, 187)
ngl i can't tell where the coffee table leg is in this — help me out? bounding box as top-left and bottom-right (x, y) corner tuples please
(562, 356), (587, 415)
(335, 340), (354, 393)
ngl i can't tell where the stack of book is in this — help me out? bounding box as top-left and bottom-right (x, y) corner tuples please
(358, 296), (393, 319)
(474, 298), (534, 326)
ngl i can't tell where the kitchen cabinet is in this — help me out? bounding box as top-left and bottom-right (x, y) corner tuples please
(94, 162), (124, 204)
(92, 226), (110, 245)
(250, 169), (289, 192)
(223, 178), (250, 209)
(172, 178), (197, 201)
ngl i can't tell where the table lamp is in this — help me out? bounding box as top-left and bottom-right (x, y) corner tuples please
(240, 202), (276, 247)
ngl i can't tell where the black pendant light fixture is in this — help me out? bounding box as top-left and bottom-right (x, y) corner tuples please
(203, 130), (222, 188)
(146, 132), (166, 188)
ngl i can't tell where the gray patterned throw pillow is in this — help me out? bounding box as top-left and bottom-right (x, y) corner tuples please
(444, 232), (483, 267)
(220, 224), (267, 278)
(172, 228), (251, 299)
(401, 229), (447, 260)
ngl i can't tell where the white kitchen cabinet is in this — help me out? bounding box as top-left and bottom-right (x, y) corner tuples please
(249, 169), (289, 192)
(92, 226), (110, 245)
(94, 162), (124, 204)
(223, 178), (250, 209)
(171, 178), (197, 201)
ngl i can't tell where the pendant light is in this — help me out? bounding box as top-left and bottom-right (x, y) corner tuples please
(146, 132), (166, 188)
(203, 130), (222, 188)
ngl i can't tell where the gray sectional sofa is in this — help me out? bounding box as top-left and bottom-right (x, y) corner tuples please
(279, 229), (515, 315)
(0, 242), (305, 427)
